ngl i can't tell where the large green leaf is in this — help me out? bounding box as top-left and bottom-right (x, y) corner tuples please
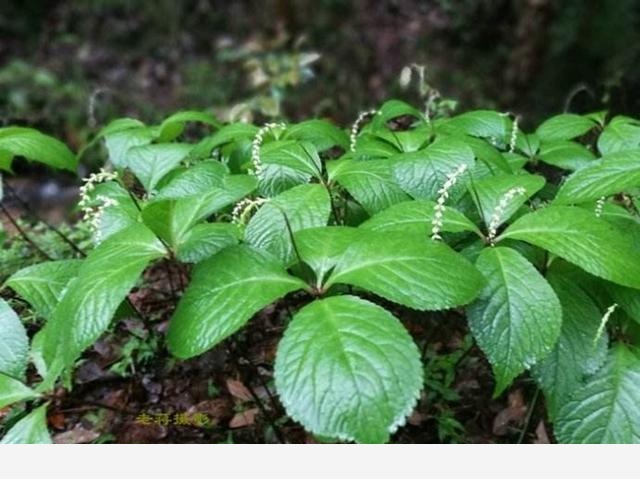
(167, 246), (306, 358)
(294, 227), (363, 287)
(391, 137), (475, 201)
(274, 295), (422, 443)
(245, 184), (331, 264)
(90, 181), (141, 241)
(329, 159), (409, 215)
(536, 114), (595, 142)
(472, 174), (545, 227)
(598, 116), (640, 155)
(326, 232), (484, 310)
(175, 222), (239, 263)
(39, 224), (165, 380)
(126, 143), (193, 192)
(0, 299), (28, 380)
(500, 206), (640, 289)
(0, 404), (51, 444)
(103, 126), (155, 169)
(156, 110), (221, 142)
(0, 373), (37, 409)
(153, 161), (229, 201)
(554, 150), (640, 204)
(6, 260), (81, 318)
(467, 247), (562, 395)
(359, 199), (479, 236)
(538, 140), (596, 171)
(284, 119), (349, 151)
(439, 110), (510, 141)
(531, 272), (608, 419)
(0, 127), (76, 172)
(555, 345), (640, 443)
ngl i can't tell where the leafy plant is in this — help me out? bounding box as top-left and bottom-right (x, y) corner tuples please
(1, 101), (640, 443)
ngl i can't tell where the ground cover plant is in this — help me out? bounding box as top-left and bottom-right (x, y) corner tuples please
(1, 99), (640, 444)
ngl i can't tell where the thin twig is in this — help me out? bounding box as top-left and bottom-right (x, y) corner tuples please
(0, 203), (52, 259)
(517, 387), (541, 444)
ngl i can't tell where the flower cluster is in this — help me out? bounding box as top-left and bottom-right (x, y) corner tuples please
(595, 196), (606, 218)
(487, 187), (527, 244)
(78, 168), (119, 242)
(251, 122), (286, 177)
(349, 109), (378, 153)
(231, 197), (268, 226)
(431, 164), (469, 241)
(508, 116), (519, 153)
(594, 303), (618, 344)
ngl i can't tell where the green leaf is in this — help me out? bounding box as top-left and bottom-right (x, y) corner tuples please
(284, 119), (349, 151)
(359, 199), (479, 236)
(370, 100), (424, 130)
(531, 272), (608, 419)
(167, 246), (306, 359)
(326, 232), (484, 310)
(467, 247), (562, 395)
(190, 123), (258, 160)
(274, 295), (422, 443)
(538, 140), (596, 171)
(606, 283), (640, 325)
(0, 127), (76, 172)
(555, 345), (640, 443)
(294, 227), (363, 286)
(472, 174), (545, 227)
(90, 181), (141, 241)
(0, 373), (37, 409)
(500, 206), (640, 289)
(439, 110), (511, 140)
(103, 126), (155, 169)
(153, 161), (230, 200)
(258, 140), (322, 193)
(392, 137), (475, 201)
(0, 404), (51, 444)
(0, 299), (28, 380)
(126, 143), (193, 192)
(39, 224), (165, 379)
(536, 114), (595, 142)
(143, 174), (256, 247)
(554, 150), (640, 204)
(156, 110), (221, 142)
(245, 184), (331, 264)
(329, 159), (409, 215)
(175, 223), (239, 263)
(598, 116), (640, 155)
(6, 260), (82, 318)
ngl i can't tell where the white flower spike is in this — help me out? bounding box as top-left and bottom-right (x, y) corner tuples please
(487, 187), (527, 245)
(431, 163), (469, 241)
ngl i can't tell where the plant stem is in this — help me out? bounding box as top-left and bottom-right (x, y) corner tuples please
(517, 387), (541, 444)
(0, 203), (52, 260)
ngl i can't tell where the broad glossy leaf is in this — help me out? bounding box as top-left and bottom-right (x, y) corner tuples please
(439, 110), (511, 141)
(329, 159), (409, 215)
(245, 184), (331, 264)
(153, 161), (229, 200)
(606, 283), (640, 325)
(0, 127), (76, 172)
(39, 224), (165, 379)
(500, 206), (640, 289)
(275, 295), (422, 443)
(90, 181), (141, 242)
(472, 173), (545, 227)
(536, 114), (595, 142)
(359, 199), (479, 236)
(0, 373), (36, 409)
(294, 227), (363, 286)
(167, 246), (306, 358)
(0, 404), (51, 444)
(531, 272), (608, 418)
(370, 99), (424, 130)
(190, 123), (258, 160)
(126, 143), (193, 192)
(538, 140), (596, 171)
(554, 150), (640, 204)
(103, 126), (154, 169)
(392, 137), (475, 201)
(156, 110), (221, 142)
(176, 222), (239, 263)
(0, 299), (28, 379)
(326, 232), (484, 310)
(284, 119), (349, 151)
(555, 345), (640, 443)
(6, 260), (81, 318)
(598, 116), (640, 155)
(467, 247), (562, 395)
(259, 140), (322, 183)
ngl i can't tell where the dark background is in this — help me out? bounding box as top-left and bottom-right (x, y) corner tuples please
(2, 0), (640, 147)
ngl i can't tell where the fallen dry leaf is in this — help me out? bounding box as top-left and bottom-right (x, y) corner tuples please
(229, 408), (259, 428)
(492, 389), (527, 436)
(226, 378), (253, 402)
(53, 425), (100, 444)
(533, 420), (551, 444)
